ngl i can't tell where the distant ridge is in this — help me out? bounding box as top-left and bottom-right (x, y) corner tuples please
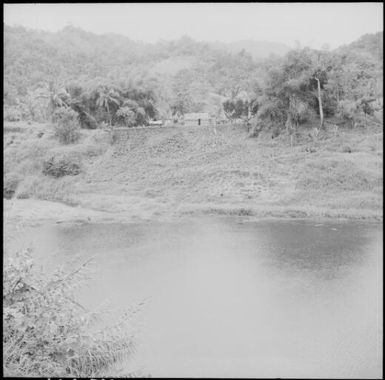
(209, 40), (291, 59)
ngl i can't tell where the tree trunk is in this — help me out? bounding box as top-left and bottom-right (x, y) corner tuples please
(106, 103), (112, 126)
(285, 116), (295, 148)
(315, 77), (324, 130)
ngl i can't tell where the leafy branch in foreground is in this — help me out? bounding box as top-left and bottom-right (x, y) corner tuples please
(3, 248), (140, 377)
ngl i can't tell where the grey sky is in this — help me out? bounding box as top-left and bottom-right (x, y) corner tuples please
(4, 3), (383, 48)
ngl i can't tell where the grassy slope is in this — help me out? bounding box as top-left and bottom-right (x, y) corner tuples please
(77, 122), (383, 221)
(4, 121), (383, 222)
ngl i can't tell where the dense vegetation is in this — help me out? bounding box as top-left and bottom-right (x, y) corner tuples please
(4, 26), (260, 125)
(3, 247), (139, 377)
(4, 25), (383, 136)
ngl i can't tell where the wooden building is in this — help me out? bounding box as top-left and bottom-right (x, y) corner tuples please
(148, 120), (163, 127)
(183, 113), (213, 127)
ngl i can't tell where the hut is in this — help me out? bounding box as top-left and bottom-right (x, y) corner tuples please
(148, 120), (163, 127)
(183, 112), (213, 127)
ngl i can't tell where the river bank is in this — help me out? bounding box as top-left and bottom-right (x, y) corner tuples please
(4, 121), (383, 227)
(4, 196), (382, 232)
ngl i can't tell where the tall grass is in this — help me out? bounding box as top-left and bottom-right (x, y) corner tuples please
(14, 174), (79, 204)
(4, 122), (113, 201)
(297, 157), (382, 192)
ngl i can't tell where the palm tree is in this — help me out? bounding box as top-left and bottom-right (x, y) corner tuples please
(34, 81), (70, 120)
(313, 76), (324, 130)
(96, 87), (120, 126)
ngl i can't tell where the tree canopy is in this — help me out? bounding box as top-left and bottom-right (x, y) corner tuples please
(4, 25), (383, 130)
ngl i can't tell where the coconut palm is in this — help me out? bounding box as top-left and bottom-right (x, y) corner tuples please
(96, 86), (120, 126)
(34, 81), (70, 120)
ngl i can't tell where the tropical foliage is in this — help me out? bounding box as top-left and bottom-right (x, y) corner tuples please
(4, 25), (383, 133)
(3, 248), (139, 377)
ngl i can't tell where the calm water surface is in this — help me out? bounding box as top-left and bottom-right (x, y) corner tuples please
(19, 218), (383, 378)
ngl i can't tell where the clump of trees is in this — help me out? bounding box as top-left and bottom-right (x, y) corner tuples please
(245, 38), (383, 141)
(222, 97), (259, 124)
(45, 81), (159, 129)
(4, 24), (383, 135)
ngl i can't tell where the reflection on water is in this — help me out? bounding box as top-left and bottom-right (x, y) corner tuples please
(21, 218), (382, 378)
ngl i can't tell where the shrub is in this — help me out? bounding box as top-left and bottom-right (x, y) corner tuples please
(116, 106), (136, 127)
(3, 248), (138, 377)
(336, 100), (358, 127)
(4, 172), (21, 199)
(42, 150), (82, 178)
(258, 100), (287, 125)
(43, 157), (81, 178)
(52, 108), (81, 144)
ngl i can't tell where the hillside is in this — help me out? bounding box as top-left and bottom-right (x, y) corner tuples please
(4, 25), (383, 125)
(210, 40), (290, 60)
(4, 25), (261, 119)
(338, 31), (383, 61)
(3, 27), (383, 223)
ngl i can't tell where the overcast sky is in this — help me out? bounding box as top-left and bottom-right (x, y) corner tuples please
(4, 3), (383, 49)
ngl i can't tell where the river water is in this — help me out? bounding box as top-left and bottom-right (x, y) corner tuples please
(17, 217), (382, 378)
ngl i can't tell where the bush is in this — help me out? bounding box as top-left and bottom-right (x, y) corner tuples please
(258, 100), (287, 124)
(43, 157), (81, 178)
(116, 106), (136, 127)
(42, 150), (82, 178)
(336, 100), (358, 127)
(52, 108), (81, 144)
(3, 248), (138, 377)
(4, 172), (21, 199)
